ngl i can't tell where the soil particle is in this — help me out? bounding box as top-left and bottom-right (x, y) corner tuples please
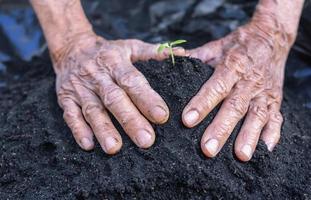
(0, 57), (310, 199)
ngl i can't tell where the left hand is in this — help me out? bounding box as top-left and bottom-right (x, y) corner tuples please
(182, 19), (293, 161)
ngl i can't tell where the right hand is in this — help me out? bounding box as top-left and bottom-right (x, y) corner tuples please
(53, 32), (185, 154)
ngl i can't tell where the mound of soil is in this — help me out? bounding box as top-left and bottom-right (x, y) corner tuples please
(0, 57), (310, 199)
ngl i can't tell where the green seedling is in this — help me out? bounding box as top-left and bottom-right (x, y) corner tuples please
(157, 39), (187, 65)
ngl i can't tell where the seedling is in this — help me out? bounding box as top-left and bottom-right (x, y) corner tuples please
(157, 39), (187, 65)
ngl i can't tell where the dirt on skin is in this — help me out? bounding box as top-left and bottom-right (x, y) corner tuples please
(0, 56), (310, 200)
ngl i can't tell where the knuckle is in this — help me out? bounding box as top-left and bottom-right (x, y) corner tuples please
(78, 62), (108, 81)
(97, 50), (122, 68)
(57, 98), (64, 108)
(227, 95), (248, 117)
(212, 78), (228, 96)
(119, 70), (147, 90)
(252, 69), (264, 81)
(120, 115), (133, 127)
(103, 86), (125, 107)
(199, 95), (213, 112)
(273, 93), (282, 104)
(224, 52), (237, 67)
(68, 73), (80, 85)
(224, 51), (250, 74)
(83, 103), (102, 118)
(58, 93), (76, 108)
(78, 64), (95, 78)
(120, 114), (141, 128)
(215, 122), (231, 138)
(101, 122), (116, 133)
(63, 114), (80, 136)
(57, 94), (70, 108)
(63, 110), (78, 121)
(270, 111), (283, 124)
(243, 68), (265, 87)
(250, 104), (268, 124)
(194, 87), (217, 113)
(92, 118), (108, 131)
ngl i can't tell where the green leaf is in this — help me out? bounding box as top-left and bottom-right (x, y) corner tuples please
(157, 43), (169, 53)
(170, 39), (187, 46)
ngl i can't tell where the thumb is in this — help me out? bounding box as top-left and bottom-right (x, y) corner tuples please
(126, 39), (186, 62)
(187, 39), (224, 64)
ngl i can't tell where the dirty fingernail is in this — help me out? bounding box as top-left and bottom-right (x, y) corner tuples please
(184, 110), (199, 126)
(204, 139), (219, 157)
(151, 106), (168, 122)
(266, 142), (276, 152)
(241, 144), (253, 159)
(81, 137), (93, 150)
(104, 136), (117, 153)
(136, 130), (152, 148)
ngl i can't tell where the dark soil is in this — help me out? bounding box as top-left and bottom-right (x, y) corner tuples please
(0, 57), (310, 200)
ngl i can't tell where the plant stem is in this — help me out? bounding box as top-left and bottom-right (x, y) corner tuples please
(169, 47), (175, 65)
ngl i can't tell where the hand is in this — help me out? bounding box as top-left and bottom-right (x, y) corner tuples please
(53, 32), (184, 154)
(182, 19), (292, 161)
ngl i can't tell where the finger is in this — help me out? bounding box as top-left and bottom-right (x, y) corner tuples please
(61, 97), (94, 151)
(200, 85), (252, 157)
(182, 66), (239, 127)
(112, 62), (169, 124)
(96, 75), (155, 148)
(76, 85), (123, 155)
(82, 102), (122, 155)
(126, 39), (186, 62)
(187, 39), (224, 64)
(261, 103), (283, 151)
(234, 96), (268, 161)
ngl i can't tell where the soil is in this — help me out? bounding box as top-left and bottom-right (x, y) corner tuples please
(0, 56), (310, 200)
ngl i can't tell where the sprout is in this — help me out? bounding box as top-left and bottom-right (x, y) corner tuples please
(157, 39), (187, 65)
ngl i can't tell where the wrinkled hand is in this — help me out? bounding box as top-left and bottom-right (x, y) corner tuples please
(183, 20), (292, 161)
(53, 33), (184, 154)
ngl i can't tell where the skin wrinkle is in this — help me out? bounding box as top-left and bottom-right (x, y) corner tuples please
(183, 0), (305, 160)
(31, 0), (182, 152)
(30, 0), (304, 160)
(52, 34), (177, 151)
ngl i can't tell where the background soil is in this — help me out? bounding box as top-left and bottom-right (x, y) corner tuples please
(0, 0), (311, 199)
(0, 56), (310, 199)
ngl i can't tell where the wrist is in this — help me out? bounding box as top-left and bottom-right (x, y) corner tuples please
(30, 0), (94, 55)
(251, 0), (304, 47)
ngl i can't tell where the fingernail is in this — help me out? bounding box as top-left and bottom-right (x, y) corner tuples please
(173, 47), (184, 50)
(266, 142), (275, 152)
(173, 47), (185, 53)
(104, 136), (117, 152)
(184, 110), (199, 126)
(136, 130), (152, 147)
(151, 106), (168, 122)
(81, 137), (93, 150)
(241, 144), (253, 159)
(204, 139), (219, 156)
